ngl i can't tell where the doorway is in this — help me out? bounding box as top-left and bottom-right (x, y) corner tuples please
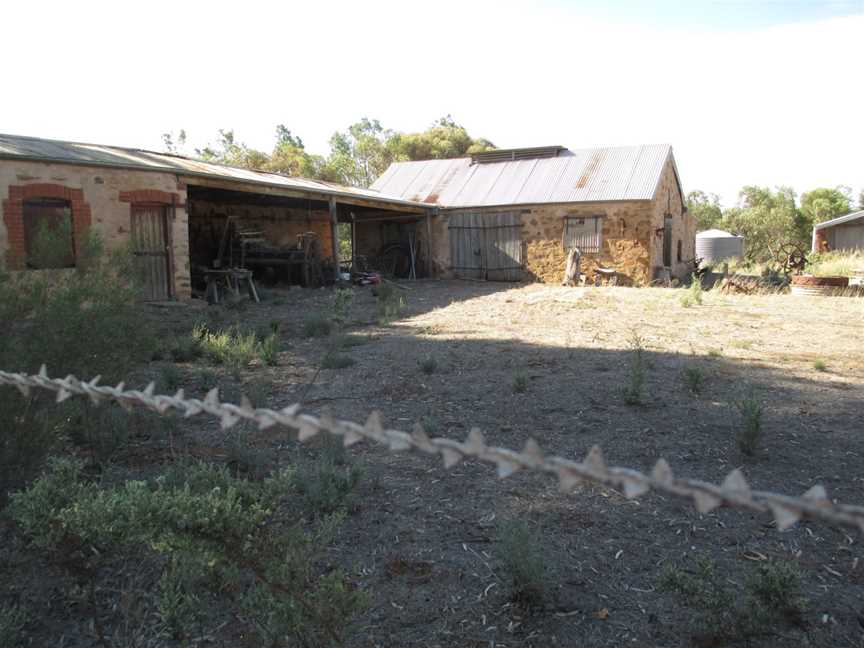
(130, 204), (172, 300)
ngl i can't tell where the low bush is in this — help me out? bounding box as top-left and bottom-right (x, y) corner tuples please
(660, 557), (806, 644)
(376, 283), (406, 325)
(321, 352), (356, 370)
(682, 364), (705, 394)
(9, 457), (365, 645)
(0, 233), (154, 496)
(512, 371), (529, 394)
(258, 333), (280, 367)
(295, 438), (363, 517)
(495, 518), (548, 608)
(418, 355), (438, 375)
(194, 324), (260, 375)
(621, 331), (647, 405)
(736, 391), (763, 456)
(0, 604), (27, 647)
(680, 274), (704, 308)
(813, 359), (828, 372)
(302, 312), (333, 338)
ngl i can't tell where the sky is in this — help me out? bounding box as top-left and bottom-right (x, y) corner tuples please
(1, 0), (862, 207)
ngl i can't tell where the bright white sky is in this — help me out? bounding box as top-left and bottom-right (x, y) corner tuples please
(2, 0), (862, 206)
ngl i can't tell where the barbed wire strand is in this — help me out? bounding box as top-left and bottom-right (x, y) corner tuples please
(2, 367), (863, 534)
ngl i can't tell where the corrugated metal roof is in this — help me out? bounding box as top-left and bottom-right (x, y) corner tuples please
(371, 144), (679, 208)
(813, 210), (864, 230)
(0, 133), (428, 209)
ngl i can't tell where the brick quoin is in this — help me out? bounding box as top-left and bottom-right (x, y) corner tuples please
(2, 183), (92, 269)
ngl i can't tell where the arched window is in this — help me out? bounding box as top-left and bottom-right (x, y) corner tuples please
(23, 198), (75, 268)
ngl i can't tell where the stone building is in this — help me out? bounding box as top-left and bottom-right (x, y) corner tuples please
(0, 134), (429, 300)
(0, 135), (694, 301)
(372, 144), (695, 284)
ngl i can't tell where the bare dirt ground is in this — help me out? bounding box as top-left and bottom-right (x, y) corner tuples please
(7, 280), (864, 646)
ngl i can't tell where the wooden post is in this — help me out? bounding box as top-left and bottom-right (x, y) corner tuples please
(329, 197), (339, 283)
(425, 209), (434, 278)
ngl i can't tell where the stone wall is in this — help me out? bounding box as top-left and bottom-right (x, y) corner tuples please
(0, 160), (191, 298)
(435, 201), (656, 285)
(520, 202), (655, 285)
(651, 159), (696, 280)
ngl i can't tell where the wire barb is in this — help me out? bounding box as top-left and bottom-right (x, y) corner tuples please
(1, 368), (863, 534)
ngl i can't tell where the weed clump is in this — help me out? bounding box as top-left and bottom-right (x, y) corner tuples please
(258, 332), (280, 366)
(621, 331), (647, 405)
(321, 353), (356, 370)
(0, 604), (27, 647)
(660, 557), (806, 644)
(302, 312), (333, 338)
(376, 283), (405, 325)
(295, 436), (362, 517)
(682, 364), (705, 394)
(495, 518), (548, 608)
(813, 359), (827, 372)
(418, 354), (438, 375)
(736, 390), (763, 456)
(512, 371), (529, 394)
(680, 274), (704, 308)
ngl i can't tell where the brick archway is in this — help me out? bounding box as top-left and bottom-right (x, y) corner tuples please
(2, 183), (92, 269)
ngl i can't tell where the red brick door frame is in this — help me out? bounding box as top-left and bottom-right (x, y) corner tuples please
(119, 190), (182, 299)
(2, 183), (92, 269)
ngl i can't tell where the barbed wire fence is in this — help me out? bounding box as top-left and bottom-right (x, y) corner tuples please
(2, 366), (863, 534)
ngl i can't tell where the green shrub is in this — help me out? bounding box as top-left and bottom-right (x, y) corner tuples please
(302, 313), (332, 338)
(167, 335), (203, 363)
(194, 324), (260, 375)
(331, 288), (354, 328)
(418, 355), (438, 375)
(295, 439), (362, 517)
(621, 331), (647, 405)
(376, 283), (405, 325)
(680, 274), (704, 308)
(512, 371), (529, 394)
(495, 518), (548, 608)
(258, 333), (280, 367)
(736, 391), (763, 456)
(660, 557), (806, 644)
(0, 604), (27, 647)
(813, 359), (827, 372)
(159, 364), (183, 393)
(9, 458), (362, 645)
(321, 353), (355, 370)
(682, 364), (705, 394)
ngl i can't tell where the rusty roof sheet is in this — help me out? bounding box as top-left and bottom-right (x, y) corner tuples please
(0, 133), (428, 209)
(372, 144), (679, 208)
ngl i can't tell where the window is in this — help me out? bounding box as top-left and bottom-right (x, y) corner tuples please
(563, 215), (603, 254)
(677, 239), (683, 263)
(23, 198), (75, 269)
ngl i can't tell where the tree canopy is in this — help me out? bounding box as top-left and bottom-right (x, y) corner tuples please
(685, 190), (723, 231)
(166, 117), (495, 188)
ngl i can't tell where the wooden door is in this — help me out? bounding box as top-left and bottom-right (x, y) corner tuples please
(483, 212), (523, 282)
(448, 212), (485, 279)
(448, 211), (523, 281)
(131, 204), (171, 300)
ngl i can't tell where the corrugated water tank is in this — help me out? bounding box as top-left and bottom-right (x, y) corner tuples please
(695, 229), (744, 263)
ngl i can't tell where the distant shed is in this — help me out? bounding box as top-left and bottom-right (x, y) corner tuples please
(695, 229), (744, 263)
(812, 210), (864, 253)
